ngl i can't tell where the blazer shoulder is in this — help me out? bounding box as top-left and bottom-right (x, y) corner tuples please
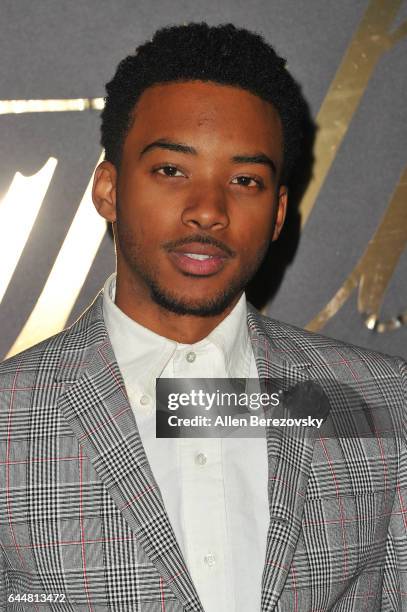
(0, 328), (69, 378)
(250, 307), (406, 376)
(0, 291), (106, 387)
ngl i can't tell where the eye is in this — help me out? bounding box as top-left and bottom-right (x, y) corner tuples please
(231, 175), (264, 189)
(155, 165), (186, 178)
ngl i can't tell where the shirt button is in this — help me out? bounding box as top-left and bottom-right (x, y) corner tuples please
(195, 452), (207, 466)
(186, 351), (196, 363)
(140, 395), (150, 406)
(204, 553), (216, 567)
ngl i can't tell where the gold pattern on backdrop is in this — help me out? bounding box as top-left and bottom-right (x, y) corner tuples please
(301, 0), (407, 332)
(5, 153), (106, 359)
(0, 158), (57, 302)
(299, 0), (407, 227)
(306, 166), (407, 333)
(0, 98), (104, 114)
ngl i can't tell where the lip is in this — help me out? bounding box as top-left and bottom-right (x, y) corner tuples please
(168, 242), (229, 276)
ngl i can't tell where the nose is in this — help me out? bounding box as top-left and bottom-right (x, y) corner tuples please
(181, 181), (230, 231)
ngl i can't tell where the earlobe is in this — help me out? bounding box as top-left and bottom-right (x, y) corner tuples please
(272, 185), (288, 241)
(92, 161), (118, 222)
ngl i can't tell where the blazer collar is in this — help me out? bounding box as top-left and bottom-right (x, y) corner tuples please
(57, 292), (203, 611)
(247, 304), (319, 611)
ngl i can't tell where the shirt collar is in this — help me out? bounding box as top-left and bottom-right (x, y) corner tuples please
(102, 273), (250, 386)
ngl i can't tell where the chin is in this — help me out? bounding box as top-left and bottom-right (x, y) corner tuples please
(150, 283), (239, 317)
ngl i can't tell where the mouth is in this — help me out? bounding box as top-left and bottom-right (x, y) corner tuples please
(167, 242), (231, 276)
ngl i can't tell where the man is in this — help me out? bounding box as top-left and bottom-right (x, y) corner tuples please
(0, 22), (406, 612)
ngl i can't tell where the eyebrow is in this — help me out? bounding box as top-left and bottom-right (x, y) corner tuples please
(140, 139), (197, 157)
(139, 139), (277, 175)
(232, 153), (276, 176)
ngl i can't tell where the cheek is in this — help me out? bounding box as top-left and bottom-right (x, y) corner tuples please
(119, 174), (181, 228)
(235, 213), (274, 267)
(236, 208), (274, 245)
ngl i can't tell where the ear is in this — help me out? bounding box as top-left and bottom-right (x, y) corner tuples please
(92, 161), (117, 222)
(271, 185), (288, 241)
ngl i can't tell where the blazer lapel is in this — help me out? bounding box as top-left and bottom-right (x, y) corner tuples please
(247, 307), (319, 611)
(57, 295), (203, 612)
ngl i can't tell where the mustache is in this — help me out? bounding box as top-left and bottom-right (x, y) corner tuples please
(163, 234), (236, 258)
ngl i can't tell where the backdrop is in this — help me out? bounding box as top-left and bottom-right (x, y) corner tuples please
(0, 0), (406, 360)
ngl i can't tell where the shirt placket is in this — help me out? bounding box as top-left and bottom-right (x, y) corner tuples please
(174, 346), (233, 612)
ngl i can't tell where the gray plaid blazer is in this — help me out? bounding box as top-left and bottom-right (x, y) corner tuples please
(1, 291), (406, 611)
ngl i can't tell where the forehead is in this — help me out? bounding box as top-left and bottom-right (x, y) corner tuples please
(126, 80), (284, 159)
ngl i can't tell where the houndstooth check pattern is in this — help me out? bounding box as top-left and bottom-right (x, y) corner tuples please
(0, 291), (406, 611)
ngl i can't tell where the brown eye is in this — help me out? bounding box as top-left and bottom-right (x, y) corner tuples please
(156, 165), (185, 177)
(231, 175), (263, 188)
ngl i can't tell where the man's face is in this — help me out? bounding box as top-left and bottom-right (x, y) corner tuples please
(94, 80), (287, 317)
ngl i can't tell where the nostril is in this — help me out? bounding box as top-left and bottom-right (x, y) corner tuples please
(181, 200), (230, 231)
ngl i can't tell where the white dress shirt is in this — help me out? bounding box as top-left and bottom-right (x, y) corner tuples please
(103, 273), (269, 611)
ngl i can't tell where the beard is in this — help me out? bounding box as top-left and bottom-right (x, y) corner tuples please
(147, 271), (251, 317)
(115, 222), (270, 318)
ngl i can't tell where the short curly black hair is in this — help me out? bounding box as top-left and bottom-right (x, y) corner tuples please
(101, 22), (307, 182)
